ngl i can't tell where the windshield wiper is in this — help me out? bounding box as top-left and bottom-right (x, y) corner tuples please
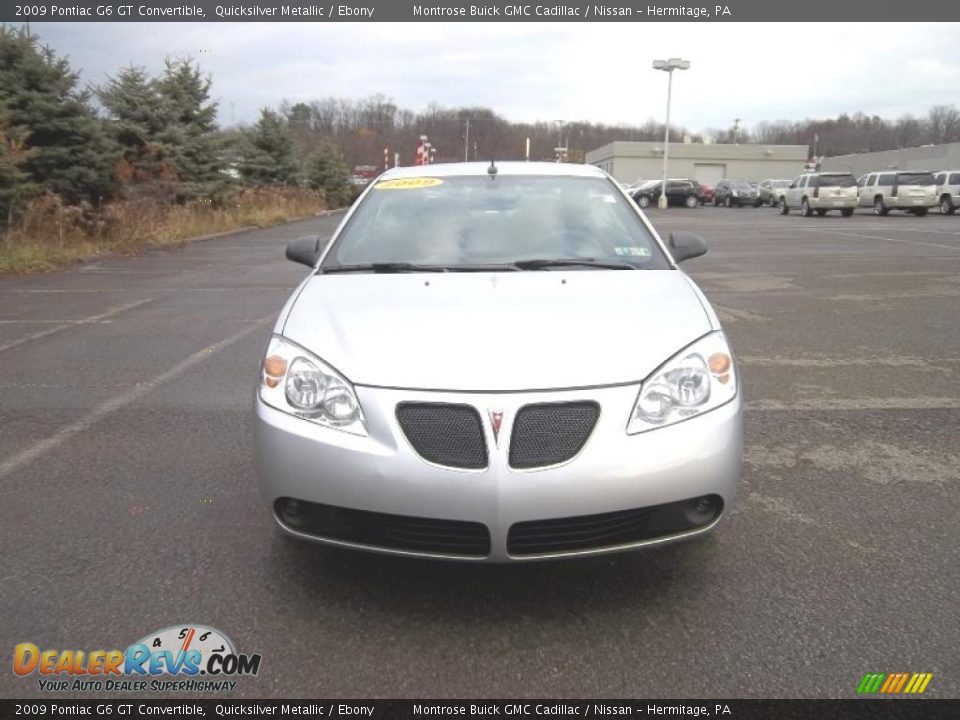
(513, 258), (637, 270)
(319, 262), (521, 274)
(319, 262), (446, 274)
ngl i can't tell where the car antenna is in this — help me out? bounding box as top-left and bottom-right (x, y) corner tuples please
(487, 159), (497, 179)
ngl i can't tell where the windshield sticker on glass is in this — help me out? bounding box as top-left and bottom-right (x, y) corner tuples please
(375, 178), (444, 190)
(614, 246), (651, 257)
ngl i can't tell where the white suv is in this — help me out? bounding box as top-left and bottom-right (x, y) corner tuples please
(934, 171), (960, 215)
(778, 172), (858, 217)
(856, 171), (938, 216)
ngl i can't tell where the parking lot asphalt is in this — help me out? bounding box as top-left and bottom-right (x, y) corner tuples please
(1, 205), (958, 699)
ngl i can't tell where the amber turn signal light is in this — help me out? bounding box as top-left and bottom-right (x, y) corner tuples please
(708, 352), (732, 384)
(263, 355), (288, 388)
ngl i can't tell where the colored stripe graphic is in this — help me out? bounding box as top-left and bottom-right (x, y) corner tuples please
(857, 673), (885, 694)
(858, 672), (932, 694)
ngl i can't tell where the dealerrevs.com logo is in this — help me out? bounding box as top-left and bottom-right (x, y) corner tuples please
(14, 625), (262, 692)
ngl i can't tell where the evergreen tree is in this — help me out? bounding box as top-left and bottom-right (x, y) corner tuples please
(0, 120), (32, 227)
(98, 59), (228, 202)
(157, 58), (227, 200)
(0, 25), (117, 206)
(95, 65), (178, 199)
(239, 109), (298, 185)
(306, 142), (349, 207)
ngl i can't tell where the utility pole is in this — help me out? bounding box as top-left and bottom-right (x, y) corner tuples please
(733, 118), (741, 144)
(464, 118), (470, 162)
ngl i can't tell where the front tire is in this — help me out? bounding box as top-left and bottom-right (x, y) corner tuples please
(941, 196), (956, 215)
(800, 198), (813, 217)
(638, 195), (650, 209)
(779, 198), (789, 215)
(724, 196), (733, 208)
(685, 194), (699, 209)
(874, 196), (889, 216)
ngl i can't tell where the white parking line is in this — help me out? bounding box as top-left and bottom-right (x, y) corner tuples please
(0, 298), (155, 354)
(746, 397), (960, 411)
(0, 320), (116, 324)
(799, 228), (960, 251)
(0, 287), (292, 294)
(855, 225), (960, 236)
(0, 317), (273, 480)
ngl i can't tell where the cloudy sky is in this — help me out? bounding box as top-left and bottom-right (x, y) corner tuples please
(33, 22), (960, 132)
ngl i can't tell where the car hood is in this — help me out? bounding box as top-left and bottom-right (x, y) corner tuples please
(282, 271), (713, 391)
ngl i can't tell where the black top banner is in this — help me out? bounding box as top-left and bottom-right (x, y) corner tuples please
(5, 0), (960, 22)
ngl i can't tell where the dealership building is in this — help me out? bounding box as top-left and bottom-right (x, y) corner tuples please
(585, 141), (810, 186)
(820, 142), (960, 176)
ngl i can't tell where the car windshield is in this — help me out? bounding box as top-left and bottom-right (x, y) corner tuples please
(897, 172), (936, 185)
(730, 181), (753, 190)
(817, 174), (857, 188)
(324, 175), (671, 270)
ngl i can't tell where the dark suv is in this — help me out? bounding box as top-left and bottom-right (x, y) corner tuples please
(631, 179), (701, 209)
(713, 179), (760, 207)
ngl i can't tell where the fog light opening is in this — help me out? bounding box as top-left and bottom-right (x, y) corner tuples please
(684, 494), (722, 526)
(278, 498), (304, 527)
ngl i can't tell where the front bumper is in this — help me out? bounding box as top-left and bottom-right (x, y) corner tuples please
(254, 384), (743, 562)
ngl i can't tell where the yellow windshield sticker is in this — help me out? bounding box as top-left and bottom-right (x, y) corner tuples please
(375, 178), (444, 190)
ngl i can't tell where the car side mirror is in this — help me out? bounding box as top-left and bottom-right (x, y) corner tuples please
(669, 232), (708, 263)
(285, 236), (321, 267)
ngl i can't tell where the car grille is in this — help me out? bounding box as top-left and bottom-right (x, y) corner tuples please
(508, 401), (599, 469)
(276, 499), (491, 557)
(396, 402), (488, 470)
(506, 496), (724, 556)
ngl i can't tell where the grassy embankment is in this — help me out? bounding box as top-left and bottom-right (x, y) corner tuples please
(0, 187), (328, 274)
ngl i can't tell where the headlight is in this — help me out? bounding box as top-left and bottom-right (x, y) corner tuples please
(731, 190), (739, 197)
(627, 331), (737, 434)
(259, 336), (367, 435)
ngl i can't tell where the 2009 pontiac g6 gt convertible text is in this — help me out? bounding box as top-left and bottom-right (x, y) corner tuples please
(254, 162), (743, 561)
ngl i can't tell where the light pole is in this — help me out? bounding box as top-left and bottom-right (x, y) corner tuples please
(652, 58), (690, 208)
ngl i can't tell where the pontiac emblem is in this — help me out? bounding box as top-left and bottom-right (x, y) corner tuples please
(489, 410), (505, 446)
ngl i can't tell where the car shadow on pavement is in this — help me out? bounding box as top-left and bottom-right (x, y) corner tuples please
(264, 529), (721, 624)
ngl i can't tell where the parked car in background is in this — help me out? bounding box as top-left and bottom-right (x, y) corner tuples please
(934, 170), (960, 215)
(857, 171), (938, 215)
(757, 179), (791, 207)
(696, 182), (715, 205)
(779, 172), (858, 217)
(713, 180), (760, 207)
(631, 179), (701, 209)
